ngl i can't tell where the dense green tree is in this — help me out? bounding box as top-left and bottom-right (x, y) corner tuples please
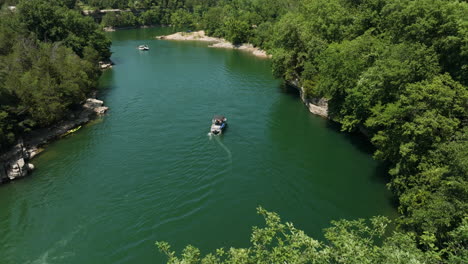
(381, 0), (468, 84)
(157, 208), (443, 264)
(366, 74), (467, 177)
(170, 8), (194, 28)
(2, 0), (467, 261)
(153, 0), (468, 260)
(0, 0), (109, 150)
(101, 12), (119, 26)
(269, 13), (307, 80)
(139, 7), (162, 25)
(3, 40), (96, 126)
(318, 39), (441, 131)
(17, 0), (68, 42)
(222, 17), (250, 45)
(201, 6), (224, 37)
(365, 74), (467, 245)
(101, 11), (140, 28)
(18, 0), (111, 59)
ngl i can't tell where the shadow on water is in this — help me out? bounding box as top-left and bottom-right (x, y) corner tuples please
(279, 81), (395, 192)
(282, 81), (377, 156)
(96, 70), (116, 98)
(223, 49), (273, 77)
(325, 121), (375, 155)
(323, 118), (395, 188)
(280, 82), (301, 97)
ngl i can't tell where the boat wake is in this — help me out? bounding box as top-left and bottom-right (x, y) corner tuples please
(215, 136), (232, 162)
(208, 133), (232, 163)
(28, 226), (82, 264)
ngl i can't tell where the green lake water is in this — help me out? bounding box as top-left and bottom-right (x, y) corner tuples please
(0, 28), (395, 264)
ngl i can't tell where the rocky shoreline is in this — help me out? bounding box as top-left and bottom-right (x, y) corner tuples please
(99, 60), (113, 69)
(288, 79), (329, 118)
(156, 30), (271, 58)
(0, 98), (108, 184)
(159, 31), (325, 116)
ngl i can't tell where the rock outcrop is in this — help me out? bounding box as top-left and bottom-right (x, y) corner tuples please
(0, 98), (108, 184)
(289, 79), (329, 118)
(7, 158), (34, 180)
(84, 98), (109, 115)
(305, 97), (328, 118)
(99, 61), (113, 69)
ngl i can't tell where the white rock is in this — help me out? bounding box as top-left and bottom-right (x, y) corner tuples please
(28, 149), (38, 159)
(94, 106), (109, 115)
(84, 98), (104, 109)
(8, 158), (29, 179)
(17, 158), (25, 168)
(27, 163), (35, 171)
(100, 63), (112, 69)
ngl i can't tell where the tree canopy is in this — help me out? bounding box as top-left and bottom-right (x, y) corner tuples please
(157, 207), (467, 264)
(1, 0), (466, 262)
(151, 0), (468, 262)
(0, 0), (110, 151)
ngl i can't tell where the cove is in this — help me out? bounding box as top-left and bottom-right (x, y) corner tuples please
(0, 28), (395, 264)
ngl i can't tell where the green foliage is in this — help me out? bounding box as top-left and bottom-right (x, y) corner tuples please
(147, 0), (468, 261)
(157, 207), (443, 264)
(17, 0), (111, 59)
(222, 17), (250, 45)
(0, 0), (109, 151)
(3, 0), (467, 261)
(170, 9), (194, 29)
(82, 0), (219, 27)
(258, 0), (467, 255)
(365, 74), (467, 245)
(381, 0), (468, 84)
(201, 6), (224, 37)
(139, 7), (162, 26)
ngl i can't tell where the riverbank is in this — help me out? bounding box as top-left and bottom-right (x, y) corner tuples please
(0, 31), (397, 263)
(156, 31), (327, 116)
(103, 24), (161, 32)
(156, 30), (271, 59)
(0, 98), (108, 184)
(288, 79), (328, 118)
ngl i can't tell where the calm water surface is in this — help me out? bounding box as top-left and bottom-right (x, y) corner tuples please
(0, 28), (395, 263)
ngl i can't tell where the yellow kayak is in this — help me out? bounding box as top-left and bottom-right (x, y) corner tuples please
(63, 125), (81, 137)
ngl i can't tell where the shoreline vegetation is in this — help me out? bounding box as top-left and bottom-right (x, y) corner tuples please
(0, 1), (112, 183)
(1, 0), (467, 262)
(0, 98), (108, 183)
(156, 31), (329, 117)
(140, 0), (466, 262)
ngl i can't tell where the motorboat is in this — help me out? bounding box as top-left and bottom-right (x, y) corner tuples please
(138, 45), (149, 51)
(210, 115), (227, 135)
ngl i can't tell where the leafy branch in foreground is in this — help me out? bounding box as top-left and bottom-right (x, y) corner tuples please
(157, 207), (461, 264)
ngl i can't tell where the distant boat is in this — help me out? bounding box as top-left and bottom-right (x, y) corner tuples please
(210, 115), (227, 135)
(138, 45), (149, 51)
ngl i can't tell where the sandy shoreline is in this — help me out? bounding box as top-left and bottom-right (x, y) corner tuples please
(156, 30), (271, 58)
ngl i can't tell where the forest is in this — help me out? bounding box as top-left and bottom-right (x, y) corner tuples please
(0, 0), (110, 152)
(1, 0), (467, 263)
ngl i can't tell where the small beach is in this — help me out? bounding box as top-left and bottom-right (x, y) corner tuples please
(156, 30), (271, 58)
